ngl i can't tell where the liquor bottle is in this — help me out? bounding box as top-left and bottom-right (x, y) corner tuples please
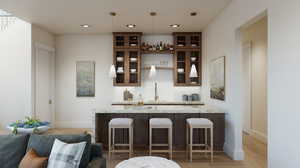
(159, 41), (163, 51)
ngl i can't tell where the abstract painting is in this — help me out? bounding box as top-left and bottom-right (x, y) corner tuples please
(76, 61), (95, 97)
(210, 56), (225, 101)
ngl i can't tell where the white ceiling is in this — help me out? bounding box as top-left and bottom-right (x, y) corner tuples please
(0, 0), (231, 35)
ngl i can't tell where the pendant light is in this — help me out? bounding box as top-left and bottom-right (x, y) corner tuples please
(149, 65), (157, 79)
(189, 64), (198, 78)
(108, 12), (117, 79)
(148, 12), (157, 79)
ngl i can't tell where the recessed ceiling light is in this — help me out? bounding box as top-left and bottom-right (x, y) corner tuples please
(150, 12), (157, 16)
(126, 24), (136, 28)
(190, 12), (197, 16)
(80, 24), (91, 28)
(169, 24), (180, 28)
(110, 12), (116, 16)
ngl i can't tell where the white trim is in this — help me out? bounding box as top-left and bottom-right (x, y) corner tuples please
(242, 42), (253, 133)
(35, 42), (55, 52)
(224, 142), (245, 160)
(33, 43), (56, 127)
(249, 129), (267, 144)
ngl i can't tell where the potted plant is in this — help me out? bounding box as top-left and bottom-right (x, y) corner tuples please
(7, 117), (51, 134)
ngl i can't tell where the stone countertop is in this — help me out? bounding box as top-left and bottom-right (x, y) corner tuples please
(111, 101), (204, 105)
(97, 105), (225, 114)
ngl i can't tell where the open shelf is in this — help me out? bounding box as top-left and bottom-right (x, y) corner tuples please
(142, 66), (173, 70)
(141, 50), (174, 54)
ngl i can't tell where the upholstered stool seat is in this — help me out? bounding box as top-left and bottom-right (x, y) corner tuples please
(109, 118), (133, 128)
(108, 118), (134, 160)
(186, 118), (214, 162)
(186, 118), (213, 128)
(149, 118), (173, 159)
(150, 118), (172, 128)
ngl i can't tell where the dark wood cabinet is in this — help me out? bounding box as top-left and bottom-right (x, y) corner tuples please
(113, 32), (142, 49)
(173, 32), (201, 49)
(113, 32), (142, 86)
(173, 32), (202, 86)
(112, 32), (202, 86)
(96, 113), (225, 151)
(174, 49), (202, 86)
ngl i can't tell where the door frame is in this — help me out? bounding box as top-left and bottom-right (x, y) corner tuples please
(33, 42), (55, 127)
(242, 42), (253, 134)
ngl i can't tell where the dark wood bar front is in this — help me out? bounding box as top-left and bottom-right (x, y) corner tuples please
(96, 112), (225, 151)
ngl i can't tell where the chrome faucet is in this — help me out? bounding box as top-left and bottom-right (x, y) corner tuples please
(155, 82), (159, 102)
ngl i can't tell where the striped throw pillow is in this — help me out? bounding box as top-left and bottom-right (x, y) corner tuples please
(47, 139), (86, 168)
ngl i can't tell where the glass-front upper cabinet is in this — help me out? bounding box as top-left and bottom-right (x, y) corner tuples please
(113, 49), (141, 86)
(113, 32), (142, 49)
(173, 32), (201, 49)
(174, 50), (201, 86)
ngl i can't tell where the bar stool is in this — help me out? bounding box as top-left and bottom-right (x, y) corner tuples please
(149, 118), (173, 159)
(186, 118), (213, 162)
(108, 118), (133, 159)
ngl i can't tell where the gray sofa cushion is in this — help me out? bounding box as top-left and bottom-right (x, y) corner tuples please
(0, 134), (29, 168)
(87, 158), (106, 168)
(27, 134), (91, 168)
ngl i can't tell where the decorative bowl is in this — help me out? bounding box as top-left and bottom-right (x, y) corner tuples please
(116, 57), (124, 62)
(6, 125), (50, 134)
(7, 117), (51, 134)
(177, 68), (184, 73)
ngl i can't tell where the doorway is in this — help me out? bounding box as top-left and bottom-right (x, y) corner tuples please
(241, 16), (268, 144)
(34, 43), (55, 125)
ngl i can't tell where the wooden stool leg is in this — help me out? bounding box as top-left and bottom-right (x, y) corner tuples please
(169, 127), (173, 159)
(149, 126), (152, 156)
(112, 128), (115, 151)
(190, 127), (193, 162)
(186, 123), (189, 159)
(129, 127), (133, 158)
(205, 128), (208, 157)
(210, 127), (214, 162)
(108, 127), (111, 160)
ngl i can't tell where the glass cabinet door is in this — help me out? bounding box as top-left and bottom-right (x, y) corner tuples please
(176, 51), (187, 84)
(128, 50), (139, 84)
(115, 35), (125, 47)
(115, 50), (125, 84)
(188, 51), (201, 85)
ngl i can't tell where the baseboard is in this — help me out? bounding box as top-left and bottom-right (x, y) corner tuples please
(224, 142), (245, 160)
(55, 121), (91, 128)
(249, 129), (267, 144)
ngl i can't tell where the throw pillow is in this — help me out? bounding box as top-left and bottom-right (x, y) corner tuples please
(19, 148), (48, 168)
(47, 139), (86, 168)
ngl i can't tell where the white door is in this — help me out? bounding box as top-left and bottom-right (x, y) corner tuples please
(35, 46), (55, 124)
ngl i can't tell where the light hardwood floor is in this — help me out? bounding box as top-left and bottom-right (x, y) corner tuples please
(0, 129), (267, 168)
(107, 133), (267, 168)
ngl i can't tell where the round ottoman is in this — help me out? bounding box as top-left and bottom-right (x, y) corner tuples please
(115, 156), (181, 168)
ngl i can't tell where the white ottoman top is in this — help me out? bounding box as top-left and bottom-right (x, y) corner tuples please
(187, 118), (213, 127)
(115, 156), (181, 168)
(149, 118), (172, 127)
(109, 118), (133, 127)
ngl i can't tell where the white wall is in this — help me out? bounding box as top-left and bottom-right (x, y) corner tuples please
(204, 0), (300, 166)
(202, 0), (268, 160)
(55, 35), (201, 128)
(242, 17), (268, 143)
(268, 0), (300, 167)
(55, 35), (113, 128)
(0, 19), (32, 128)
